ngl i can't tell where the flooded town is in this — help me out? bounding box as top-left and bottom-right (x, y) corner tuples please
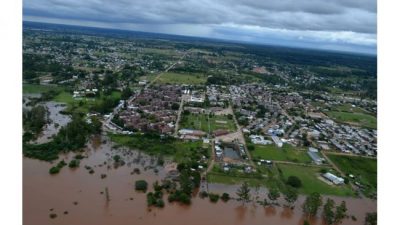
(21, 14), (377, 225)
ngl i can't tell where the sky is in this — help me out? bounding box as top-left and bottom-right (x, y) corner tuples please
(23, 0), (377, 55)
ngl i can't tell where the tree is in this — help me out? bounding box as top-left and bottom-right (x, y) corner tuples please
(121, 87), (133, 100)
(323, 198), (335, 225)
(283, 187), (298, 207)
(236, 182), (251, 204)
(335, 201), (347, 224)
(135, 180), (148, 192)
(303, 192), (322, 218)
(268, 187), (280, 204)
(221, 193), (230, 202)
(364, 212), (377, 225)
(287, 176), (302, 188)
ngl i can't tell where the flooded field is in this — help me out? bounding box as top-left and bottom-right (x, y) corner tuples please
(24, 136), (376, 225)
(33, 101), (71, 144)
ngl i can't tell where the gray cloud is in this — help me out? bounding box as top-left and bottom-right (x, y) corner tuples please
(23, 0), (377, 53)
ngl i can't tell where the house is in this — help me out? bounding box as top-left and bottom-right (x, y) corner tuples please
(308, 151), (324, 165)
(323, 172), (344, 185)
(249, 135), (272, 145)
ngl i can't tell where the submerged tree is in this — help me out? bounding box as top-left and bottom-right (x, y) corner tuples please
(323, 198), (336, 225)
(364, 212), (377, 225)
(283, 187), (298, 208)
(335, 201), (348, 224)
(268, 187), (280, 205)
(303, 192), (323, 218)
(236, 182), (251, 204)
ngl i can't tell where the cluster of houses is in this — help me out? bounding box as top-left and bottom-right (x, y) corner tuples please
(117, 85), (181, 134)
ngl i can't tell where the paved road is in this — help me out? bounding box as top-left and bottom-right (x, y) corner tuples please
(173, 94), (188, 137)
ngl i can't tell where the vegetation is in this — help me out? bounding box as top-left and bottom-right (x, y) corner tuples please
(327, 154), (377, 197)
(221, 193), (230, 202)
(208, 193), (220, 203)
(286, 175), (302, 188)
(23, 105), (48, 141)
(180, 113), (236, 133)
(325, 111), (376, 129)
(278, 164), (354, 196)
(236, 182), (251, 204)
(364, 212), (377, 225)
(49, 160), (67, 174)
(135, 180), (148, 192)
(156, 72), (207, 85)
(303, 192), (323, 218)
(250, 144), (311, 163)
(23, 114), (101, 161)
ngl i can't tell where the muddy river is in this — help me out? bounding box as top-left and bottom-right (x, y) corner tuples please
(24, 136), (376, 225)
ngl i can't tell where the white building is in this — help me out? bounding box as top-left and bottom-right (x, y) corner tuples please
(323, 172), (344, 185)
(271, 136), (283, 148)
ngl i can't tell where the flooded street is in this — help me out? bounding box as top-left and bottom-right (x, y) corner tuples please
(24, 136), (376, 225)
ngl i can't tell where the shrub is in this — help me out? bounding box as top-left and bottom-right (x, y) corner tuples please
(199, 191), (208, 198)
(135, 180), (148, 192)
(68, 159), (80, 168)
(287, 176), (302, 188)
(156, 199), (165, 208)
(49, 166), (60, 174)
(168, 191), (191, 205)
(208, 193), (220, 203)
(221, 193), (230, 202)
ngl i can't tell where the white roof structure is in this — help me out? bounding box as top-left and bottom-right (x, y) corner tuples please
(323, 172), (344, 185)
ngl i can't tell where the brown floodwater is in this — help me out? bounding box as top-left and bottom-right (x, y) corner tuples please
(23, 136), (376, 225)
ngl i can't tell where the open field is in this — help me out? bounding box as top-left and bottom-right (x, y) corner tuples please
(277, 164), (355, 196)
(325, 111), (377, 129)
(23, 84), (65, 94)
(52, 91), (121, 114)
(326, 153), (377, 196)
(180, 113), (236, 133)
(249, 144), (311, 163)
(207, 165), (265, 187)
(156, 72), (207, 85)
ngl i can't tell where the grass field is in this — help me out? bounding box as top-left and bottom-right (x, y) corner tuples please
(250, 144), (311, 163)
(277, 164), (355, 196)
(156, 72), (207, 85)
(207, 165), (265, 187)
(52, 91), (122, 114)
(180, 113), (236, 133)
(325, 111), (377, 129)
(326, 154), (377, 196)
(23, 84), (64, 94)
(207, 173), (265, 187)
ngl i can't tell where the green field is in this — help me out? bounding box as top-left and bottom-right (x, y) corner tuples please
(250, 144), (311, 163)
(277, 164), (355, 196)
(326, 154), (377, 196)
(23, 84), (64, 94)
(207, 173), (265, 187)
(156, 72), (207, 85)
(180, 113), (236, 133)
(325, 111), (377, 129)
(207, 165), (265, 187)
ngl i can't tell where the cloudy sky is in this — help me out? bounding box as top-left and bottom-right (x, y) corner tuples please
(23, 0), (377, 54)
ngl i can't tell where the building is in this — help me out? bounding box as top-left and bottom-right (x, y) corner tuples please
(249, 135), (272, 145)
(307, 150), (324, 165)
(271, 135), (283, 148)
(323, 172), (344, 185)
